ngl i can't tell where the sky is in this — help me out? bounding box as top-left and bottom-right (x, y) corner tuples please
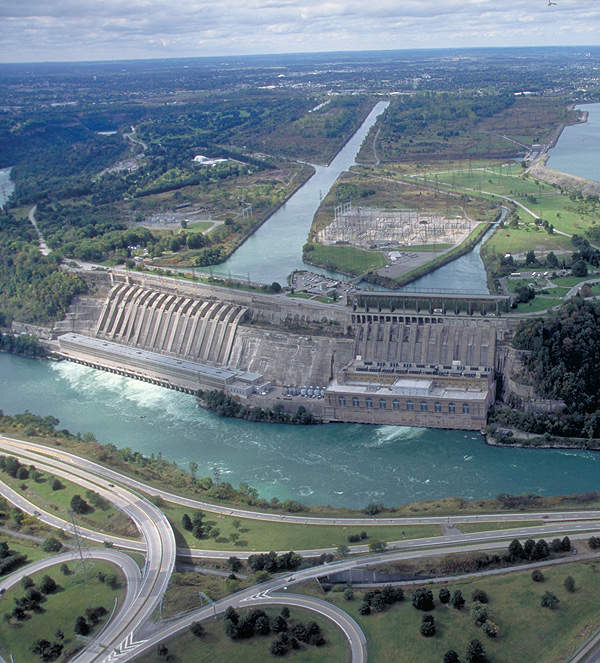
(1, 0), (599, 63)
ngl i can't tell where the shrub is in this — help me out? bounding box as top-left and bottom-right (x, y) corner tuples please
(531, 569), (544, 582)
(74, 616), (90, 635)
(482, 620), (499, 638)
(466, 638), (488, 663)
(444, 651), (460, 663)
(343, 588), (354, 601)
(190, 622), (204, 637)
(439, 587), (451, 604)
(358, 602), (371, 615)
(420, 614), (436, 637)
(564, 575), (576, 593)
(541, 591), (560, 609)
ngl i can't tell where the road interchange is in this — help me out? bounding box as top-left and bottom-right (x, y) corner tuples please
(2, 434), (600, 661)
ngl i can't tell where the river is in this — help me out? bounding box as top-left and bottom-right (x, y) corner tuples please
(548, 102), (600, 182)
(1, 353), (599, 509)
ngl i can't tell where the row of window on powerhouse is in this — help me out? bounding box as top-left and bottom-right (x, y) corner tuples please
(336, 396), (472, 414)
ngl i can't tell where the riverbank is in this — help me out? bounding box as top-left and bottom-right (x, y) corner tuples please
(487, 428), (600, 452)
(3, 410), (600, 518)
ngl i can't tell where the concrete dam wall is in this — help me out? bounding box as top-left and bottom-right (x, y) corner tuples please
(96, 283), (247, 365)
(354, 322), (496, 367)
(229, 327), (354, 387)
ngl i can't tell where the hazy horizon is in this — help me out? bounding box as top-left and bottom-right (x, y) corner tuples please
(1, 0), (598, 64)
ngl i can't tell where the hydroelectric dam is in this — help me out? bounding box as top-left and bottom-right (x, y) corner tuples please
(38, 268), (518, 432)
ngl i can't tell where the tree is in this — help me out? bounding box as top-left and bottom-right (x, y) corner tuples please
(532, 539), (549, 560)
(42, 537), (62, 553)
(358, 602), (371, 615)
(450, 590), (465, 609)
(270, 638), (288, 656)
(546, 251), (559, 267)
(471, 589), (488, 604)
(255, 615), (271, 635)
(412, 587), (434, 611)
(74, 616), (90, 635)
(531, 569), (544, 582)
(471, 603), (488, 626)
(443, 651), (460, 663)
(188, 460), (198, 478)
(541, 591), (560, 609)
(561, 536), (572, 552)
(190, 622), (204, 637)
(181, 513), (192, 531)
(420, 614), (436, 637)
(228, 556), (242, 572)
(439, 587), (451, 604)
(192, 522), (204, 539)
(564, 575), (576, 593)
(572, 259), (588, 277)
(482, 620), (499, 638)
(272, 616), (288, 633)
(337, 544), (350, 558)
(523, 538), (536, 560)
(270, 281), (282, 293)
(525, 250), (537, 265)
(344, 587), (354, 600)
(40, 574), (57, 594)
(280, 607), (290, 619)
(51, 478), (63, 491)
(70, 494), (89, 514)
(466, 638), (488, 663)
(224, 606), (239, 624)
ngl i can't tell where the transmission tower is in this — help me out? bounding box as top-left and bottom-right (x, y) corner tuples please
(69, 510), (90, 585)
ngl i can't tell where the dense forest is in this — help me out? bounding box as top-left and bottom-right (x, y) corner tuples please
(502, 299), (600, 438)
(0, 212), (86, 326)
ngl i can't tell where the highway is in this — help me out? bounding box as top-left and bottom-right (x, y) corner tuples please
(3, 434), (600, 661)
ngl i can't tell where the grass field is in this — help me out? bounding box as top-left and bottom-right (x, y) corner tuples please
(0, 465), (138, 538)
(303, 243), (387, 276)
(162, 501), (441, 552)
(296, 560), (600, 663)
(457, 521), (542, 534)
(513, 296), (564, 314)
(159, 570), (255, 618)
(0, 560), (125, 662)
(139, 606), (348, 663)
(186, 221), (214, 232)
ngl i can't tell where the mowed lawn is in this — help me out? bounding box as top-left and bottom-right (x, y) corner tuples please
(162, 501), (441, 551)
(0, 560), (125, 661)
(305, 243), (387, 275)
(306, 560), (600, 663)
(139, 606), (348, 663)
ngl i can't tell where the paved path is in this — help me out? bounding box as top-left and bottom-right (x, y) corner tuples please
(27, 205), (51, 256)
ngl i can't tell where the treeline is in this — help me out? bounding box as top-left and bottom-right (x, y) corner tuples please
(198, 390), (320, 425)
(0, 540), (27, 577)
(0, 333), (46, 357)
(509, 298), (600, 438)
